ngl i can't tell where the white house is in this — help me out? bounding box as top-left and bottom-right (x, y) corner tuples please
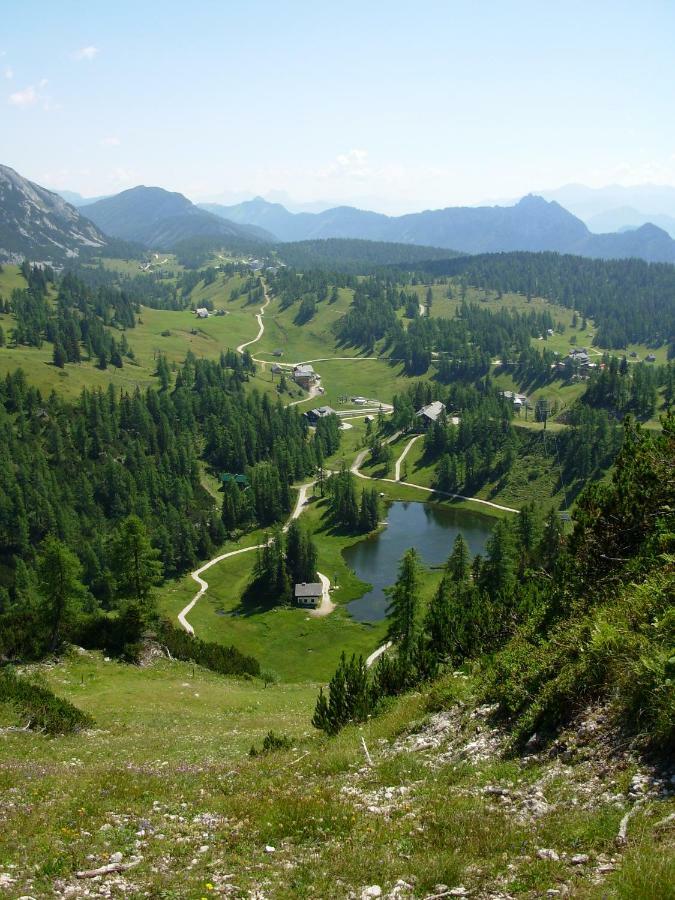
(294, 582), (322, 608)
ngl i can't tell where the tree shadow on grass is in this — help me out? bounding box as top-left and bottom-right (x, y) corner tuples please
(230, 577), (289, 618)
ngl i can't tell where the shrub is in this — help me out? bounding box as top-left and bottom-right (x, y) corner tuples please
(249, 730), (293, 756)
(156, 621), (260, 677)
(0, 667), (93, 734)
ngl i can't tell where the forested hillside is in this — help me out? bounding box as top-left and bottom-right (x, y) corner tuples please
(413, 252), (675, 348)
(0, 348), (336, 659)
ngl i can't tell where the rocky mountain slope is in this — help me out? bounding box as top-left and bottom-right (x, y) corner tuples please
(204, 194), (675, 263)
(84, 186), (274, 249)
(0, 164), (107, 263)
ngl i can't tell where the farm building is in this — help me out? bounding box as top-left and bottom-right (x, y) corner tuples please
(293, 364), (318, 390)
(271, 363), (284, 374)
(272, 349), (284, 357)
(415, 400), (446, 428)
(304, 406), (337, 424)
(195, 307), (209, 318)
(294, 582), (322, 609)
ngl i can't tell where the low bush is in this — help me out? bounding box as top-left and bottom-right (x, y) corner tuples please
(249, 730), (293, 756)
(157, 621), (260, 678)
(0, 667), (93, 734)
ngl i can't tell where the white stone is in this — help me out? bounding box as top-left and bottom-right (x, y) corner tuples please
(571, 854), (589, 865)
(536, 848), (560, 861)
(361, 887), (382, 899)
(264, 845), (276, 853)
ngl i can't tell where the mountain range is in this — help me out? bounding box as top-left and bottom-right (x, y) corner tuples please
(539, 183), (675, 237)
(4, 162), (675, 265)
(202, 194), (675, 263)
(0, 165), (107, 263)
(82, 187), (274, 248)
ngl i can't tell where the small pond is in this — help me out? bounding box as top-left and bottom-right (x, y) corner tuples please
(343, 501), (495, 622)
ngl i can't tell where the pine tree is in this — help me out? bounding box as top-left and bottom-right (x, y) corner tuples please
(447, 533), (470, 582)
(110, 515), (162, 607)
(386, 548), (422, 656)
(53, 342), (67, 369)
(285, 520), (318, 584)
(37, 536), (86, 649)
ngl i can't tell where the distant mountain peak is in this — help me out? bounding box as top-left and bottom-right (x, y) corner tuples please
(83, 184), (273, 249)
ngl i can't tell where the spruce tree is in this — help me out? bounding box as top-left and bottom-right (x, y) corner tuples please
(111, 515), (162, 607)
(447, 533), (471, 582)
(386, 548), (422, 657)
(37, 536), (86, 650)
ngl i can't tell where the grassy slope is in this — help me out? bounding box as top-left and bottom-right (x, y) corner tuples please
(0, 269), (277, 399)
(1, 657), (671, 899)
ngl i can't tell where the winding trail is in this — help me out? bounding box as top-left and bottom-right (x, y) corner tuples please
(366, 641), (392, 668)
(351, 434), (519, 515)
(178, 476), (333, 635)
(394, 434), (422, 481)
(235, 291), (270, 355)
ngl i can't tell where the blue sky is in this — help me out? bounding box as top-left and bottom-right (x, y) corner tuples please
(3, 0), (674, 213)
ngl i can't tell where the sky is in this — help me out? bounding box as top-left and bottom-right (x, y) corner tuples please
(3, 0), (675, 214)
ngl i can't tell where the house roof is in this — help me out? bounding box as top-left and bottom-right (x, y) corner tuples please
(221, 473), (249, 485)
(305, 406), (336, 419)
(294, 582), (323, 598)
(500, 390), (528, 401)
(415, 400), (446, 422)
(294, 364), (315, 377)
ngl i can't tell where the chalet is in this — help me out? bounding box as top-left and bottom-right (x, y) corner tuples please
(272, 349), (284, 357)
(415, 400), (446, 429)
(568, 348), (590, 366)
(220, 473), (249, 488)
(293, 364), (318, 390)
(195, 307), (209, 319)
(294, 582), (322, 608)
(646, 354), (657, 362)
(351, 396), (368, 405)
(304, 406), (337, 424)
(271, 363), (284, 374)
(500, 390), (529, 411)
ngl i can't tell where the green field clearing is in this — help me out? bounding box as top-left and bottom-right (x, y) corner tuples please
(0, 272), (278, 398)
(159, 493), (391, 683)
(254, 287), (357, 361)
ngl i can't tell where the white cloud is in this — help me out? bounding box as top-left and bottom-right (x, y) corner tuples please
(107, 167), (136, 186)
(8, 85), (37, 107)
(3, 66), (12, 80)
(8, 79), (57, 111)
(100, 136), (121, 147)
(73, 45), (99, 61)
(317, 149), (371, 180)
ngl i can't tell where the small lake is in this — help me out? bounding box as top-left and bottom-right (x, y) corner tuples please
(343, 501), (495, 622)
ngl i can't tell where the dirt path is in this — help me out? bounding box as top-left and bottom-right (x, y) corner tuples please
(394, 434), (422, 481)
(351, 434), (518, 514)
(235, 291), (270, 355)
(365, 641), (392, 668)
(308, 571), (335, 617)
(286, 382), (322, 408)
